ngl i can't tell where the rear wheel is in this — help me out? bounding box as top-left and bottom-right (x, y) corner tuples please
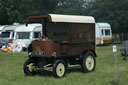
(23, 59), (36, 76)
(81, 52), (96, 72)
(53, 60), (66, 78)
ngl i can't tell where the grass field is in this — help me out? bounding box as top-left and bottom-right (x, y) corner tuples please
(0, 44), (128, 85)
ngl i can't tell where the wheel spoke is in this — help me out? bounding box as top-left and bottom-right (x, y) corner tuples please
(27, 63), (35, 72)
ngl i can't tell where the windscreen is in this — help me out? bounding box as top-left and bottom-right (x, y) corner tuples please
(0, 32), (10, 38)
(16, 32), (30, 39)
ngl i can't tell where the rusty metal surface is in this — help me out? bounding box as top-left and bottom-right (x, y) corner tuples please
(68, 23), (95, 54)
(26, 15), (52, 25)
(32, 40), (60, 56)
(69, 23), (95, 42)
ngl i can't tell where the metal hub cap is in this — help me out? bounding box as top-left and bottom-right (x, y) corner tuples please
(56, 63), (65, 77)
(86, 56), (94, 71)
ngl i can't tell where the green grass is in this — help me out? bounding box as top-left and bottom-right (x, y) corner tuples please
(0, 44), (128, 85)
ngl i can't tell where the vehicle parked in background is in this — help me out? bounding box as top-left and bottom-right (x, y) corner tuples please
(120, 40), (128, 59)
(0, 25), (7, 35)
(13, 24), (42, 47)
(0, 25), (22, 47)
(23, 14), (96, 78)
(0, 31), (14, 47)
(96, 23), (112, 45)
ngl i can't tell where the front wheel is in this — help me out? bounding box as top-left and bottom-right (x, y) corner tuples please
(23, 59), (36, 76)
(53, 60), (66, 78)
(81, 52), (96, 72)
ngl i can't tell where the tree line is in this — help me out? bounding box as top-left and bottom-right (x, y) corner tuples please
(0, 0), (128, 41)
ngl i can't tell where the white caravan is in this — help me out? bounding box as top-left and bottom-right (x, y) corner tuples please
(0, 25), (23, 47)
(2, 25), (23, 32)
(13, 24), (42, 47)
(96, 23), (112, 45)
(0, 25), (7, 34)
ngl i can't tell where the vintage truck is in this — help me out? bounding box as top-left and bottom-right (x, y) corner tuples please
(23, 14), (96, 77)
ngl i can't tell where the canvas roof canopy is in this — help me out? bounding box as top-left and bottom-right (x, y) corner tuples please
(26, 14), (95, 25)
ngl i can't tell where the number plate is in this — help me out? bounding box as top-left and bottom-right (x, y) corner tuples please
(1, 40), (6, 43)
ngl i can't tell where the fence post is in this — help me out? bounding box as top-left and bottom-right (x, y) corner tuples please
(113, 45), (118, 85)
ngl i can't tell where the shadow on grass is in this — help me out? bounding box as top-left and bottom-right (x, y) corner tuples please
(32, 66), (94, 78)
(35, 70), (53, 77)
(66, 67), (82, 74)
(25, 66), (85, 78)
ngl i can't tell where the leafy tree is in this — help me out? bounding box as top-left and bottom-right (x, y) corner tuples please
(0, 0), (58, 24)
(54, 0), (86, 15)
(0, 0), (12, 24)
(16, 0), (58, 23)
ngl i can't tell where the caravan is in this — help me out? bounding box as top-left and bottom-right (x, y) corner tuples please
(13, 24), (42, 47)
(96, 23), (112, 45)
(0, 25), (7, 35)
(0, 25), (22, 47)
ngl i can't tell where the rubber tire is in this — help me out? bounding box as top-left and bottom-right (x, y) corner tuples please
(53, 60), (66, 78)
(81, 52), (96, 73)
(23, 59), (35, 76)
